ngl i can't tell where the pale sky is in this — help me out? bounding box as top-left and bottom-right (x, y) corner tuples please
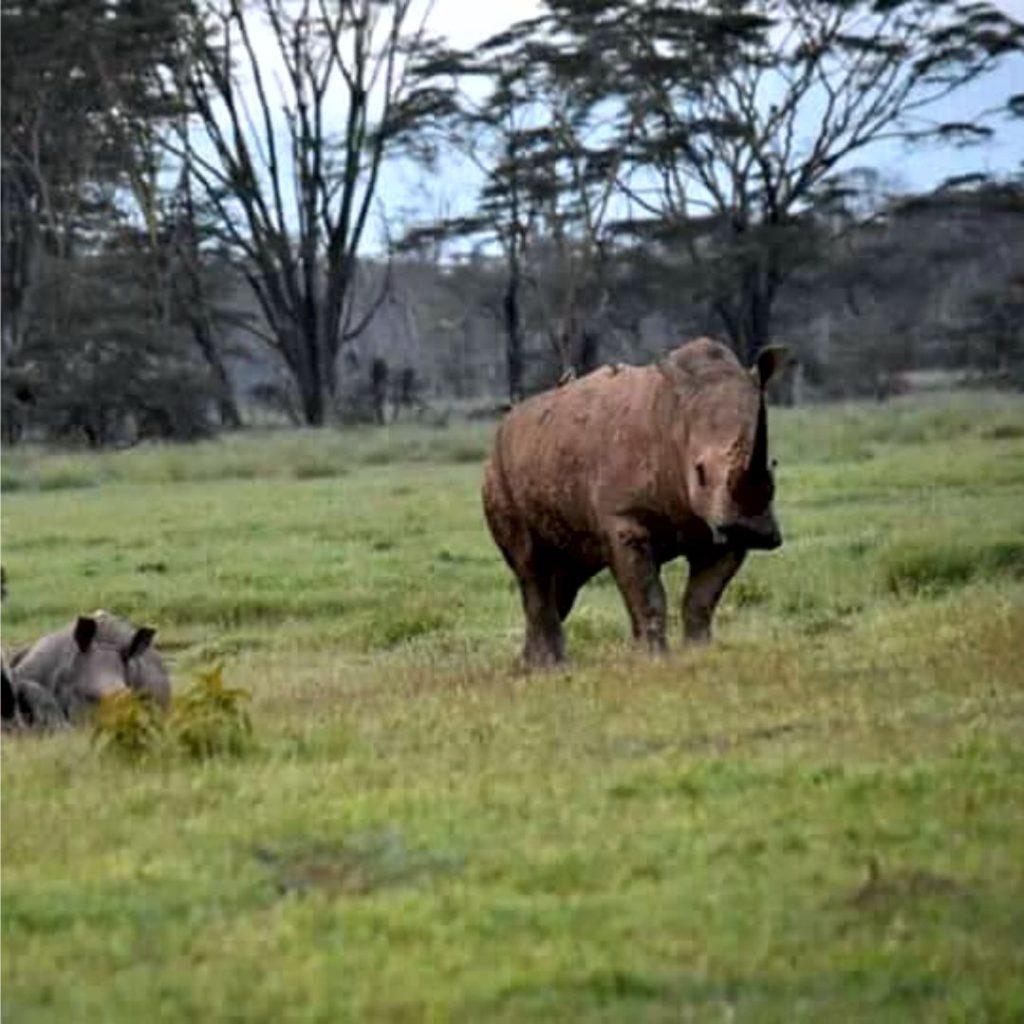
(427, 0), (542, 48)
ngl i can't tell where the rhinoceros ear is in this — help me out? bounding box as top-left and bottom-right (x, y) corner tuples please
(124, 627), (156, 661)
(752, 345), (791, 389)
(73, 616), (98, 653)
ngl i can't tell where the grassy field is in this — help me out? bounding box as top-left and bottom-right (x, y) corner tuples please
(2, 390), (1024, 1022)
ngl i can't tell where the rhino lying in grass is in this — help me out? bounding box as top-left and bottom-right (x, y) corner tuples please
(8, 612), (170, 725)
(483, 337), (789, 666)
(0, 566), (62, 731)
(2, 671), (67, 732)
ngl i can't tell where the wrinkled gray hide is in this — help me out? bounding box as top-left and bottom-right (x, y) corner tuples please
(11, 612), (171, 722)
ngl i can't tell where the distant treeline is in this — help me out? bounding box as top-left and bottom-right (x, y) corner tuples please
(2, 1), (1022, 444)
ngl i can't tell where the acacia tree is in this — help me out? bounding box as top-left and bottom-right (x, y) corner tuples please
(403, 19), (632, 400)
(87, 10), (246, 430)
(400, 39), (556, 403)
(1, 0), (185, 357)
(162, 166), (247, 428)
(169, 0), (446, 425)
(556, 0), (1024, 364)
(516, 31), (633, 381)
(1, 0), (230, 442)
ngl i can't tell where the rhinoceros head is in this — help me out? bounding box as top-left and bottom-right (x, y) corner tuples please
(55, 616), (157, 718)
(663, 340), (789, 549)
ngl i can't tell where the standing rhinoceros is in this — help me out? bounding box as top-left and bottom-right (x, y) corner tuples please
(11, 612), (171, 721)
(482, 337), (789, 666)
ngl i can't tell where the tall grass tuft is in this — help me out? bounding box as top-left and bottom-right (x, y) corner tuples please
(884, 537), (1024, 595)
(359, 605), (451, 650)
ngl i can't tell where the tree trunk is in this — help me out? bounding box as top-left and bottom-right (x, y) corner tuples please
(504, 268), (524, 404)
(289, 323), (327, 426)
(185, 311), (242, 429)
(211, 358), (242, 429)
(738, 258), (771, 366)
(298, 372), (327, 427)
(576, 328), (600, 376)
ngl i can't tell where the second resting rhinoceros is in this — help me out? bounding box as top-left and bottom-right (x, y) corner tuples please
(482, 337), (789, 667)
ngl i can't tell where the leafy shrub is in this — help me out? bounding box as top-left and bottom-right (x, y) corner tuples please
(90, 664), (253, 763)
(169, 663), (253, 760)
(4, 247), (218, 448)
(92, 691), (167, 762)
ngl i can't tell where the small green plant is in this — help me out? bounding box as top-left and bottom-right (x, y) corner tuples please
(168, 663), (253, 760)
(91, 691), (166, 762)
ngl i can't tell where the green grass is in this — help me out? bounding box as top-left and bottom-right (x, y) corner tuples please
(3, 389), (1024, 1022)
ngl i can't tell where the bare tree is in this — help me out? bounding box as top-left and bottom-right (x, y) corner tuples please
(169, 0), (443, 425)
(400, 43), (552, 403)
(402, 23), (633, 399)
(89, 29), (245, 430)
(521, 65), (637, 381)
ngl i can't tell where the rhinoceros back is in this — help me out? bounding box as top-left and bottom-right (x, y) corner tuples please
(484, 363), (673, 561)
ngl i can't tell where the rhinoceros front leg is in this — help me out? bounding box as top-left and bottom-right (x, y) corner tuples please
(682, 547), (747, 643)
(607, 521), (668, 654)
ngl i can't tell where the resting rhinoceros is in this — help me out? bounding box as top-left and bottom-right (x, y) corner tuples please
(11, 612), (171, 721)
(482, 337), (789, 666)
(1, 566), (71, 731)
(2, 670), (68, 732)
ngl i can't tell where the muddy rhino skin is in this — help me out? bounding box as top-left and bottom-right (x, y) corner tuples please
(482, 337), (788, 666)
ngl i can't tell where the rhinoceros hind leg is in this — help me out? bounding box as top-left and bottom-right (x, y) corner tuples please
(518, 570), (565, 668)
(683, 547), (747, 643)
